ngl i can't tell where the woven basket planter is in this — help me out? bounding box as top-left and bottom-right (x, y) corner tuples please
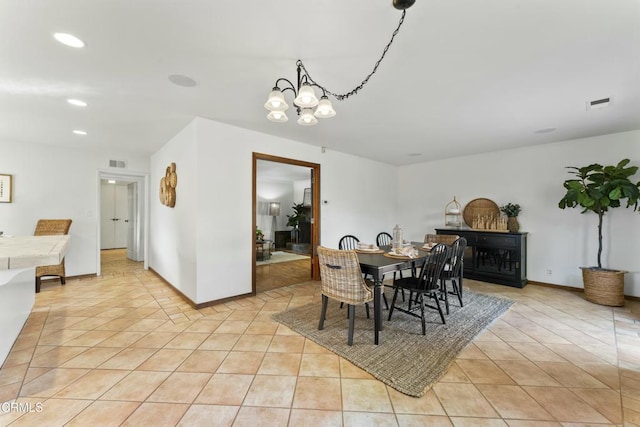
(581, 267), (626, 306)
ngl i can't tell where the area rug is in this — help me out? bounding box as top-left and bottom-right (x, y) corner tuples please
(257, 251), (309, 266)
(272, 290), (513, 397)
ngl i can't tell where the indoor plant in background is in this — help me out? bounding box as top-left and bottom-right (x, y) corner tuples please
(500, 203), (521, 232)
(286, 202), (307, 244)
(558, 158), (640, 306)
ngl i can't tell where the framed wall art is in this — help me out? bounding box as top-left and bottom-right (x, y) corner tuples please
(0, 174), (12, 203)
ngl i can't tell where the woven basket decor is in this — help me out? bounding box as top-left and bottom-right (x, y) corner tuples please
(463, 198), (500, 227)
(581, 267), (626, 306)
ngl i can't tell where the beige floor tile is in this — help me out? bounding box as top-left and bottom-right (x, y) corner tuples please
(175, 349), (228, 373)
(534, 362), (608, 388)
(216, 351), (264, 374)
(458, 343), (490, 360)
(289, 409), (343, 426)
(183, 319), (222, 333)
(543, 343), (610, 365)
(342, 378), (393, 413)
(232, 334), (274, 352)
(10, 398), (92, 427)
(214, 320), (251, 334)
(570, 388), (623, 424)
(267, 335), (306, 353)
(292, 376), (342, 410)
(456, 359), (516, 385)
(19, 367), (90, 398)
(177, 404), (239, 427)
(475, 341), (528, 360)
(129, 331), (178, 348)
(232, 407), (290, 427)
(0, 363), (28, 387)
(198, 333), (241, 350)
(94, 330), (148, 347)
(164, 332), (210, 349)
(477, 384), (554, 420)
(258, 352), (302, 375)
(194, 373), (254, 405)
(66, 400), (141, 427)
(304, 339), (334, 354)
(504, 421), (561, 427)
(388, 388), (446, 415)
(136, 348), (193, 371)
(54, 369), (129, 399)
(450, 418), (509, 426)
(29, 345), (89, 368)
(299, 353), (341, 377)
(245, 320), (279, 335)
(243, 374), (297, 407)
(494, 360), (561, 387)
(396, 414), (454, 426)
(522, 386), (610, 423)
(98, 347), (156, 370)
(147, 372), (211, 403)
(120, 402), (189, 427)
(508, 342), (566, 362)
(59, 346), (122, 369)
(578, 362), (622, 390)
(432, 383), (500, 418)
(343, 411), (398, 426)
(100, 370), (171, 401)
(339, 358), (375, 379)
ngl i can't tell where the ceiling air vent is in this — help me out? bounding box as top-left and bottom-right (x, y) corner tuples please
(109, 160), (127, 168)
(586, 97), (611, 110)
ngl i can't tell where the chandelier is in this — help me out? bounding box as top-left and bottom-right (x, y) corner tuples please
(264, 0), (415, 126)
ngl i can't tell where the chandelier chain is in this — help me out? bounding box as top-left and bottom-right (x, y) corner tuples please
(298, 10), (407, 101)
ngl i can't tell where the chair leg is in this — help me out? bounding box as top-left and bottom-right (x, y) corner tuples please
(35, 277), (41, 293)
(382, 292), (389, 310)
(453, 279), (463, 307)
(441, 281), (450, 315)
(61, 276), (66, 285)
(365, 303), (370, 319)
(432, 292), (446, 324)
(347, 305), (355, 346)
(419, 294), (426, 335)
(318, 295), (328, 330)
(387, 288), (399, 321)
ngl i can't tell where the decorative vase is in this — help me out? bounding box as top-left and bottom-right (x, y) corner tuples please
(507, 216), (520, 232)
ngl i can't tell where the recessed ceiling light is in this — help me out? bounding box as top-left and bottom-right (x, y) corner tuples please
(72, 130), (87, 135)
(168, 74), (197, 87)
(53, 32), (85, 48)
(586, 97), (611, 110)
(107, 180), (116, 184)
(534, 127), (556, 134)
(67, 98), (87, 107)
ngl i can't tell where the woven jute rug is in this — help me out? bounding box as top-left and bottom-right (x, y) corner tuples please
(272, 290), (513, 397)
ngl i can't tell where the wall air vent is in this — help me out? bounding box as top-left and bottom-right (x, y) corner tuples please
(586, 97), (611, 110)
(109, 160), (127, 168)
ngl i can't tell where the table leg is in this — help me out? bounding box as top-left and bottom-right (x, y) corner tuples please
(374, 278), (383, 345)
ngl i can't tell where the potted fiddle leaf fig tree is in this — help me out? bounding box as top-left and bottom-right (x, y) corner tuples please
(558, 159), (640, 306)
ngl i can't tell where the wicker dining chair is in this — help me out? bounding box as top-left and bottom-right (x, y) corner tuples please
(318, 246), (373, 346)
(34, 219), (72, 293)
(388, 243), (449, 332)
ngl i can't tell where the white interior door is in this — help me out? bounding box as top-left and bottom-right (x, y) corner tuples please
(100, 183), (129, 249)
(126, 182), (138, 260)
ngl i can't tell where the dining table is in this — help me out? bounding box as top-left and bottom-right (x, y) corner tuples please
(355, 243), (430, 345)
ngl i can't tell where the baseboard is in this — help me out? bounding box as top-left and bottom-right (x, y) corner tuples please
(148, 268), (253, 309)
(527, 280), (640, 301)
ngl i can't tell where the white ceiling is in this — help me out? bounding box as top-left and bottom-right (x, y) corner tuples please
(1, 0), (639, 166)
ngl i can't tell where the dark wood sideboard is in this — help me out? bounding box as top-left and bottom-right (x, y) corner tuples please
(436, 228), (528, 288)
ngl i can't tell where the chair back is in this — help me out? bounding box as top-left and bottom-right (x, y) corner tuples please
(416, 243), (449, 292)
(376, 232), (392, 247)
(338, 235), (360, 250)
(443, 237), (467, 279)
(34, 219), (72, 236)
(318, 246), (373, 305)
(424, 233), (459, 245)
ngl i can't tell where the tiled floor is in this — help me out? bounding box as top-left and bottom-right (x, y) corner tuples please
(0, 265), (639, 426)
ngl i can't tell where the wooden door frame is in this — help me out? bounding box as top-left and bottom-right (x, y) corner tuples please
(252, 153), (320, 293)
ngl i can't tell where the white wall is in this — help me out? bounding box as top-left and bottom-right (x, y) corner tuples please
(398, 130), (640, 297)
(149, 117), (398, 304)
(256, 180), (294, 241)
(0, 139), (150, 276)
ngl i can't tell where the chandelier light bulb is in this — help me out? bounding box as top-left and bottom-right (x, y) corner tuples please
(297, 108), (318, 126)
(314, 96), (336, 118)
(294, 83), (319, 108)
(267, 110), (288, 122)
(264, 88), (289, 111)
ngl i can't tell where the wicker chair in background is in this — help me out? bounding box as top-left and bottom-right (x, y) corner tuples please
(317, 246), (373, 346)
(34, 219), (72, 293)
(424, 233), (460, 245)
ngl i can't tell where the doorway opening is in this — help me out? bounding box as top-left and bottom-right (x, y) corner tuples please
(253, 154), (320, 293)
(96, 169), (149, 276)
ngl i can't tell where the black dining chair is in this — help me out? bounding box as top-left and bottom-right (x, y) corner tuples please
(440, 237), (467, 312)
(376, 232), (392, 247)
(338, 235), (360, 250)
(388, 243), (450, 332)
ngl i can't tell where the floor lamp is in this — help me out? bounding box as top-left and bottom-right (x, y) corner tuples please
(268, 202), (280, 242)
